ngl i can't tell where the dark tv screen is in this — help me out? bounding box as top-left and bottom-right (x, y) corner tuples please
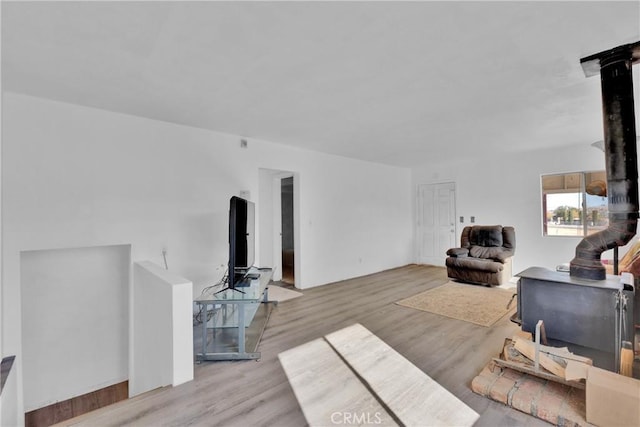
(228, 196), (255, 287)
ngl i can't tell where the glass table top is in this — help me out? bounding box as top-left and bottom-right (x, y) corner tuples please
(195, 267), (273, 303)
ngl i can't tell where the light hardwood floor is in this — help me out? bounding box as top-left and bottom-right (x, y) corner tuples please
(58, 264), (548, 427)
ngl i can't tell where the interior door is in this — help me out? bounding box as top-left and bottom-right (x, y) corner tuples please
(269, 171), (296, 284)
(280, 177), (295, 285)
(272, 175), (283, 282)
(417, 182), (456, 266)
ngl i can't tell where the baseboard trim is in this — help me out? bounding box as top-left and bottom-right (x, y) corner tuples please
(25, 381), (128, 427)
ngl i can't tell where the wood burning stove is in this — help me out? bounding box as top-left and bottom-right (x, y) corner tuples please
(515, 267), (634, 371)
(517, 41), (640, 372)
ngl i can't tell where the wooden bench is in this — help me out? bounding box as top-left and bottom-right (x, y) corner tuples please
(279, 323), (479, 427)
(279, 337), (397, 426)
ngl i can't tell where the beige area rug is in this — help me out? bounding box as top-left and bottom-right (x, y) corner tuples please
(268, 285), (303, 302)
(396, 281), (517, 327)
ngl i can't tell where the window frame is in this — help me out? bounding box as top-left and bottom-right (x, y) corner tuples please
(541, 170), (608, 237)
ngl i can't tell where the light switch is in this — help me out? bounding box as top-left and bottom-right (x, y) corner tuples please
(470, 216), (475, 223)
(460, 216), (464, 223)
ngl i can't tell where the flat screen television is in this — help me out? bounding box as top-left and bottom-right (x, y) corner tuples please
(228, 196), (255, 288)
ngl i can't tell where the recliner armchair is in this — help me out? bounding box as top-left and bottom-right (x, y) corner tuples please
(445, 225), (515, 286)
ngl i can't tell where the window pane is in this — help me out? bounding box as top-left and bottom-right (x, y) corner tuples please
(585, 171), (608, 236)
(585, 193), (608, 235)
(541, 171), (608, 237)
(545, 192), (584, 236)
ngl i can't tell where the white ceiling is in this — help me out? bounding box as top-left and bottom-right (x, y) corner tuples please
(2, 1), (640, 167)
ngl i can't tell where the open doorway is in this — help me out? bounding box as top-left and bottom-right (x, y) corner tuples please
(281, 177), (295, 285)
(258, 168), (299, 287)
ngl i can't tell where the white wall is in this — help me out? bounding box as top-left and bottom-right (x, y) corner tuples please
(294, 154), (413, 287)
(412, 143), (629, 275)
(20, 245), (130, 412)
(2, 92), (413, 419)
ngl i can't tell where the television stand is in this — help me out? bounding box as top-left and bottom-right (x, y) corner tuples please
(195, 267), (274, 361)
(214, 285), (245, 295)
(213, 271), (258, 294)
(234, 277), (253, 287)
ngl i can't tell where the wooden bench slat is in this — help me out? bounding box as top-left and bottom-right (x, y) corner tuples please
(325, 323), (480, 427)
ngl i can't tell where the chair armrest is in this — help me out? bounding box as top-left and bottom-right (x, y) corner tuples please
(495, 250), (514, 263)
(447, 248), (469, 257)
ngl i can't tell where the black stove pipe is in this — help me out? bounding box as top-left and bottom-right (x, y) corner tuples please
(570, 43), (640, 280)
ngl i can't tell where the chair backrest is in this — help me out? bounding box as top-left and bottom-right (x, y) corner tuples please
(460, 225), (515, 251)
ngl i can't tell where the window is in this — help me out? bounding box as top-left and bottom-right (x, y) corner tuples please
(541, 171), (608, 237)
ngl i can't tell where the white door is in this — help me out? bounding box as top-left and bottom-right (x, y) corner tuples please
(417, 182), (456, 266)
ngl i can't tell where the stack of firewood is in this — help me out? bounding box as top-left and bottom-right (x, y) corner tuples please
(493, 332), (593, 388)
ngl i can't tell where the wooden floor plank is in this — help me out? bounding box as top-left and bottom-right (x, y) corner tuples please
(55, 264), (549, 427)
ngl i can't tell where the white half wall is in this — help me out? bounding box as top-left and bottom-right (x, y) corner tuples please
(1, 357), (18, 427)
(131, 261), (193, 397)
(19, 244), (130, 412)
